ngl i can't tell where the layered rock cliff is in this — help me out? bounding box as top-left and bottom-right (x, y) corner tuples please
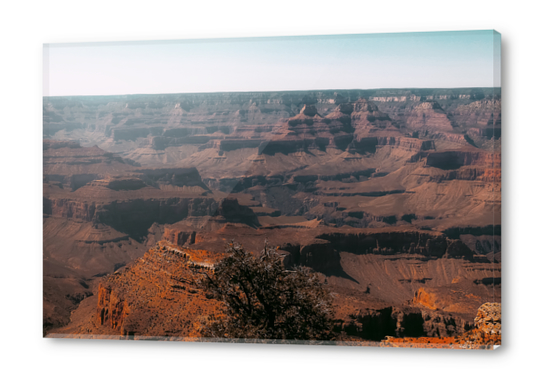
(44, 88), (501, 341)
(93, 241), (224, 338)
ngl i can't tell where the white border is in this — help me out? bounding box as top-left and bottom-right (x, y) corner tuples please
(1, 1), (537, 378)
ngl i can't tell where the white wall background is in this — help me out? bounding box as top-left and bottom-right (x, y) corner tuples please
(0, 1), (537, 378)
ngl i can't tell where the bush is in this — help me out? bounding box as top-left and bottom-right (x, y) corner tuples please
(201, 241), (336, 342)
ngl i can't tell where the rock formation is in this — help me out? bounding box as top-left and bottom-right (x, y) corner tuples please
(380, 302), (501, 349)
(454, 302), (501, 348)
(43, 88), (501, 344)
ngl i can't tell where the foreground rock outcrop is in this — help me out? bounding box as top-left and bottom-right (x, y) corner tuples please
(454, 302), (501, 348)
(91, 242), (224, 338)
(380, 302), (501, 349)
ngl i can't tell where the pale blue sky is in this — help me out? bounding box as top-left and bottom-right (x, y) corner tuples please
(43, 30), (501, 96)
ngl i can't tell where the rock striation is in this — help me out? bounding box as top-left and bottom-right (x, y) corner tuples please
(93, 241), (224, 338)
(404, 101), (455, 132)
(44, 88), (501, 342)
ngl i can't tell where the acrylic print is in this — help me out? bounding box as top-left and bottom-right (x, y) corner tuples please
(43, 30), (501, 348)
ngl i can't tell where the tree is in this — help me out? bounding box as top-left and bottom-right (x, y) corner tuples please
(201, 241), (336, 342)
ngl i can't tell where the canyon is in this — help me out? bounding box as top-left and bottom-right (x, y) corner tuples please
(43, 88), (501, 348)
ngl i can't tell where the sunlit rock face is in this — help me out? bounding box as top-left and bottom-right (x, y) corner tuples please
(44, 88), (501, 344)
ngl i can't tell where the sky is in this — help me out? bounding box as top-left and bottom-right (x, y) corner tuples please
(43, 30), (501, 96)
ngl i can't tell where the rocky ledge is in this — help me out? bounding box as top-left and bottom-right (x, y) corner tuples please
(381, 302), (501, 349)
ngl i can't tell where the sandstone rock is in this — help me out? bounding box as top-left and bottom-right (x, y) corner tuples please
(91, 242), (226, 338)
(454, 302), (501, 348)
(403, 101), (455, 132)
(379, 302), (501, 349)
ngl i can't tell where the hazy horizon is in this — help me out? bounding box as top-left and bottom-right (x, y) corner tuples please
(44, 30), (501, 97)
(42, 86), (502, 99)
